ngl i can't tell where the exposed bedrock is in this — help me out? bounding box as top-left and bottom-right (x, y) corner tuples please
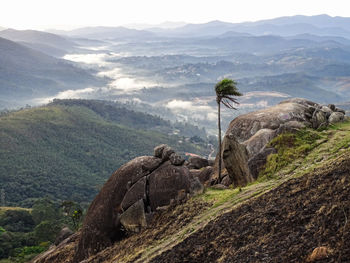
(217, 98), (346, 185)
(73, 145), (207, 262)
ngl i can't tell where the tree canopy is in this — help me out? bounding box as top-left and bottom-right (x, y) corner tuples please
(215, 78), (242, 109)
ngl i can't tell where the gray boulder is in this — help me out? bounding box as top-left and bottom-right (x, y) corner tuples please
(329, 112), (345, 124)
(221, 175), (233, 187)
(148, 162), (192, 211)
(312, 110), (327, 128)
(328, 104), (336, 111)
(187, 156), (209, 169)
(120, 199), (147, 233)
(243, 128), (276, 158)
(335, 108), (346, 115)
(161, 145), (175, 161)
(222, 134), (253, 187)
(154, 144), (168, 158)
(121, 177), (147, 211)
(74, 155), (162, 262)
(219, 98), (346, 187)
(169, 152), (185, 166)
(248, 147), (277, 179)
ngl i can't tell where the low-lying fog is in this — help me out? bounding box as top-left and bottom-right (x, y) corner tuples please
(36, 42), (291, 136)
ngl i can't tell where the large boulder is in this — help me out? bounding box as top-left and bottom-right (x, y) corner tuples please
(121, 177), (147, 211)
(329, 112), (345, 124)
(74, 145), (205, 262)
(186, 156), (210, 169)
(220, 98), (345, 185)
(226, 98), (317, 143)
(222, 134), (253, 187)
(120, 199), (147, 233)
(248, 147), (277, 179)
(148, 162), (193, 211)
(73, 156), (162, 262)
(243, 128), (276, 158)
(190, 166), (214, 185)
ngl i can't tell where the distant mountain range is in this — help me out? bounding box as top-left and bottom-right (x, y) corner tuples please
(155, 14), (350, 38)
(48, 14), (350, 40)
(52, 26), (156, 40)
(0, 37), (104, 107)
(0, 29), (78, 56)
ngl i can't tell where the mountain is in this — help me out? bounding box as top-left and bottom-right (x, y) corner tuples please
(0, 29), (78, 56)
(32, 103), (350, 263)
(251, 14), (350, 30)
(0, 99), (209, 207)
(286, 33), (350, 45)
(150, 20), (240, 37)
(153, 15), (350, 38)
(124, 21), (187, 30)
(60, 26), (156, 40)
(0, 37), (104, 107)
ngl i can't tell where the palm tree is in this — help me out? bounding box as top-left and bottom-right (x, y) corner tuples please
(215, 78), (242, 182)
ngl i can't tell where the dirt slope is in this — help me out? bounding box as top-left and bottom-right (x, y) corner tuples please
(151, 154), (350, 263)
(32, 121), (350, 263)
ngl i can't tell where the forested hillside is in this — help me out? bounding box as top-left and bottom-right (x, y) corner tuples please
(0, 100), (209, 207)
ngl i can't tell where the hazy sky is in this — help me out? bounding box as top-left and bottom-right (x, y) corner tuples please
(1, 0), (350, 30)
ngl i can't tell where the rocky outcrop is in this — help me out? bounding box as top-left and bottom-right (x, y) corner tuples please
(222, 134), (253, 187)
(54, 227), (74, 246)
(220, 98), (346, 184)
(73, 145), (205, 262)
(186, 156), (210, 169)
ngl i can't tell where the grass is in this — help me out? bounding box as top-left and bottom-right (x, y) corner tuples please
(258, 128), (327, 180)
(130, 120), (350, 263)
(197, 187), (240, 208)
(0, 207), (31, 216)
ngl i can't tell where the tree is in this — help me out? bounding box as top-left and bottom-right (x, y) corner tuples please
(215, 78), (242, 182)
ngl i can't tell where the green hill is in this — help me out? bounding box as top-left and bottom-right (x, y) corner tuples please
(0, 100), (209, 207)
(0, 37), (104, 106)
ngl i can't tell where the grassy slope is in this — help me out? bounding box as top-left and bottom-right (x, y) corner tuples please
(72, 120), (350, 263)
(0, 104), (207, 206)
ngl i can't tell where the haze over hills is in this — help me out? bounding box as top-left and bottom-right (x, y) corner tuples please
(2, 13), (350, 263)
(0, 29), (78, 56)
(148, 14), (350, 38)
(0, 36), (105, 108)
(55, 26), (156, 40)
(2, 14), (350, 134)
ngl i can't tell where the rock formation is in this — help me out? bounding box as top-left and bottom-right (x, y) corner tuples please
(73, 145), (205, 262)
(218, 98), (346, 184)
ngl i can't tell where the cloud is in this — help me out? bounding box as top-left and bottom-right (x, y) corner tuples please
(64, 53), (109, 65)
(63, 52), (120, 67)
(34, 87), (96, 104)
(166, 99), (216, 120)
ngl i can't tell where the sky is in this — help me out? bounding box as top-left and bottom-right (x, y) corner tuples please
(1, 0), (350, 30)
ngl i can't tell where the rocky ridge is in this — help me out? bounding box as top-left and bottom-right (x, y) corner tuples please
(219, 98), (346, 185)
(72, 144), (207, 262)
(31, 98), (349, 263)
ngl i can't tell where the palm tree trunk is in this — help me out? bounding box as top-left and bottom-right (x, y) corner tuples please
(217, 100), (222, 182)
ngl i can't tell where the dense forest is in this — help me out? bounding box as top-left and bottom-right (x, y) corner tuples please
(0, 198), (82, 262)
(0, 100), (210, 207)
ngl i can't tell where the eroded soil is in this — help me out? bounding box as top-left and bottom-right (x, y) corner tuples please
(150, 154), (350, 263)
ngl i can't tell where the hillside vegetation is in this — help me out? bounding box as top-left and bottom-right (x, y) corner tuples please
(36, 120), (350, 262)
(0, 100), (209, 207)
